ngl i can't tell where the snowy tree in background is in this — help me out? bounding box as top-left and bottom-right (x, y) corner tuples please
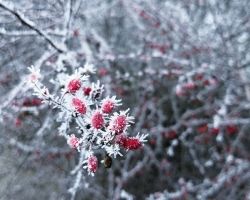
(0, 0), (250, 199)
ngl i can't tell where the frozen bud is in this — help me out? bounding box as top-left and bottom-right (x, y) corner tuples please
(67, 79), (81, 93)
(197, 124), (208, 134)
(72, 98), (87, 114)
(87, 155), (98, 173)
(102, 99), (115, 114)
(91, 111), (104, 129)
(203, 79), (210, 86)
(115, 135), (142, 150)
(109, 115), (127, 134)
(226, 125), (238, 135)
(22, 98), (42, 107)
(83, 87), (92, 96)
(109, 110), (134, 134)
(123, 137), (142, 150)
(210, 127), (219, 135)
(115, 134), (128, 146)
(101, 97), (121, 114)
(67, 134), (80, 149)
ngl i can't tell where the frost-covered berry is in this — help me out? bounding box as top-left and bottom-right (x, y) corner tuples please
(210, 127), (219, 135)
(102, 99), (115, 113)
(115, 135), (142, 150)
(115, 134), (128, 147)
(226, 125), (238, 135)
(109, 115), (127, 134)
(67, 79), (81, 93)
(101, 96), (121, 114)
(87, 155), (98, 173)
(67, 134), (80, 149)
(72, 98), (87, 114)
(83, 87), (92, 96)
(109, 110), (133, 134)
(23, 98), (42, 107)
(91, 111), (104, 129)
(124, 137), (142, 150)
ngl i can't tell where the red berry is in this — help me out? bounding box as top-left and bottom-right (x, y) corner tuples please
(110, 115), (127, 134)
(87, 155), (98, 173)
(115, 135), (142, 150)
(115, 134), (128, 146)
(31, 98), (42, 106)
(203, 79), (210, 86)
(164, 130), (177, 140)
(124, 137), (142, 150)
(210, 127), (219, 135)
(197, 124), (208, 134)
(91, 111), (104, 129)
(83, 87), (92, 96)
(68, 79), (81, 93)
(102, 99), (115, 113)
(226, 125), (238, 135)
(23, 98), (42, 107)
(72, 98), (87, 114)
(67, 134), (79, 149)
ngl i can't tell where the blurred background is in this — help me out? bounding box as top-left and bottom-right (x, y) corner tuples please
(0, 0), (250, 199)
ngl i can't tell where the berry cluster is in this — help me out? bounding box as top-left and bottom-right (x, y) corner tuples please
(28, 64), (147, 175)
(175, 66), (218, 98)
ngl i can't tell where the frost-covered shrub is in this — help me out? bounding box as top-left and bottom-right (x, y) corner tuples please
(0, 0), (249, 199)
(28, 64), (147, 176)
